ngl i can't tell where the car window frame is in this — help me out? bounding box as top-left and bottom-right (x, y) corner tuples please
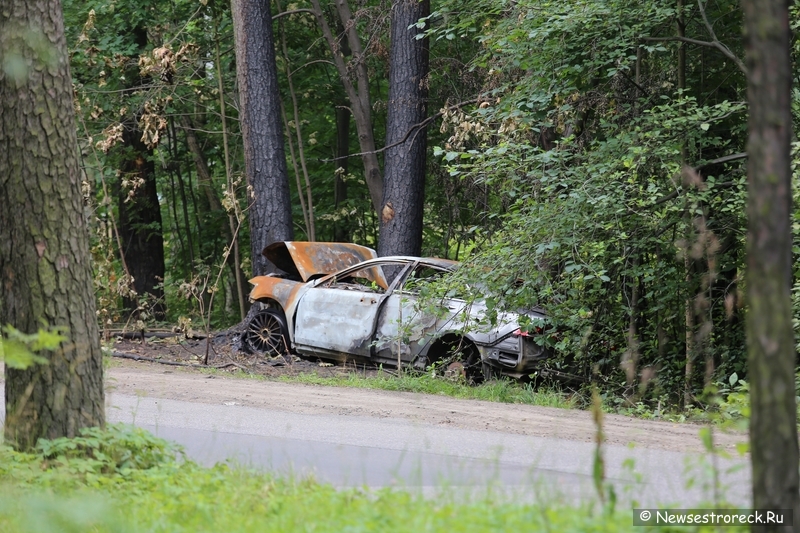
(311, 259), (414, 293)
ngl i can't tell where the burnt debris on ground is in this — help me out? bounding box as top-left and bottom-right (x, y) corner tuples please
(108, 328), (383, 379)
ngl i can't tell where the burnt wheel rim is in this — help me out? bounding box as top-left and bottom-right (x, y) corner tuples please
(246, 311), (285, 355)
(444, 344), (483, 384)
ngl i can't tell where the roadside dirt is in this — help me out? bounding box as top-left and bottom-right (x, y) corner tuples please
(109, 336), (385, 379)
(105, 356), (747, 454)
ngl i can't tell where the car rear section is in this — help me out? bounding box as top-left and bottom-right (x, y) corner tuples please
(479, 328), (552, 379)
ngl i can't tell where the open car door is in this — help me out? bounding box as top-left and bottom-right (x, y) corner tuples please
(292, 260), (410, 358)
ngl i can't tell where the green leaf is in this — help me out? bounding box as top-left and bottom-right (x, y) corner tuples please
(0, 339), (48, 369)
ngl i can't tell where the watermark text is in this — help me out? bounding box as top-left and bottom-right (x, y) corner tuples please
(633, 509), (793, 526)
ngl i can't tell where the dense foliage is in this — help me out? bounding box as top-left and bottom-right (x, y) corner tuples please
(61, 0), (800, 407)
(423, 0), (800, 407)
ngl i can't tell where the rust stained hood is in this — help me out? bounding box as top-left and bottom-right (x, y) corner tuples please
(262, 241), (378, 282)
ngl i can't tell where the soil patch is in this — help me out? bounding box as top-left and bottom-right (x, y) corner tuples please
(104, 356), (747, 454)
(109, 332), (383, 379)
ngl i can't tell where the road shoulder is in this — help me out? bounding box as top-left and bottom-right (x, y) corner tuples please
(104, 359), (746, 453)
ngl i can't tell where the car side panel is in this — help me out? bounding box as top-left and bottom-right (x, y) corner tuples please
(249, 276), (304, 311)
(293, 287), (381, 357)
(373, 293), (438, 364)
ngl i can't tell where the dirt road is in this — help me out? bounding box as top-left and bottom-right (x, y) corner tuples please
(105, 359), (746, 453)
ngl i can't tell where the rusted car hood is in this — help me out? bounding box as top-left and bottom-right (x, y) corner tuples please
(263, 241), (378, 281)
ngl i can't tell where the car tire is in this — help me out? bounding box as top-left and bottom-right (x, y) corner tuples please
(245, 308), (289, 356)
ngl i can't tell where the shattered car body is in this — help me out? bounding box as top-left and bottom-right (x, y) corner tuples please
(246, 242), (552, 380)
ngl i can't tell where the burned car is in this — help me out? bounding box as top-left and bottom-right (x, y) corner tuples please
(245, 241), (552, 381)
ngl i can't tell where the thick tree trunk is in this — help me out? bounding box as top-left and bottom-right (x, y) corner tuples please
(742, 0), (800, 526)
(231, 0), (294, 275)
(118, 126), (166, 320)
(378, 0), (430, 257)
(0, 0), (105, 449)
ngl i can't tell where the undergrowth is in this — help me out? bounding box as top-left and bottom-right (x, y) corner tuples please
(0, 424), (745, 533)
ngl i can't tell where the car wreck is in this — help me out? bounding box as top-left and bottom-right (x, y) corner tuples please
(245, 241), (553, 382)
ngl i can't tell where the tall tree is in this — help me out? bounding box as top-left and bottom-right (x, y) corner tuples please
(231, 0), (293, 275)
(118, 123), (167, 320)
(114, 21), (167, 321)
(1, 0), (105, 449)
(378, 0), (430, 257)
(742, 0), (799, 524)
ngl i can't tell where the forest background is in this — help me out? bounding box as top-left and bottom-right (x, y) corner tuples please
(64, 0), (800, 410)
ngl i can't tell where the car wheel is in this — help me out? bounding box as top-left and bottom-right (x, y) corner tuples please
(444, 341), (484, 385)
(245, 309), (289, 355)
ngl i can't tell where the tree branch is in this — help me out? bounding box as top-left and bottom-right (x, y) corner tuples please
(696, 0), (747, 75)
(321, 97), (481, 162)
(618, 68), (649, 96)
(649, 153), (747, 207)
(642, 10), (747, 77)
(695, 151), (748, 169)
(272, 9), (315, 20)
(290, 59), (336, 77)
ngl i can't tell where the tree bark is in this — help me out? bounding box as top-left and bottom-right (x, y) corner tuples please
(334, 105), (351, 242)
(742, 0), (799, 526)
(112, 23), (166, 321)
(118, 126), (166, 320)
(231, 0), (294, 275)
(1, 0), (105, 449)
(378, 0), (430, 257)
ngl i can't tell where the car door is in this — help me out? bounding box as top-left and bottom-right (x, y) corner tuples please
(293, 260), (410, 357)
(372, 263), (451, 363)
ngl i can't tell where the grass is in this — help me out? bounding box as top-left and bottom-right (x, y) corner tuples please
(0, 424), (744, 533)
(277, 370), (578, 409)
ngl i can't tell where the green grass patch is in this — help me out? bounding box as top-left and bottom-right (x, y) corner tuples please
(278, 371), (578, 409)
(0, 424), (742, 533)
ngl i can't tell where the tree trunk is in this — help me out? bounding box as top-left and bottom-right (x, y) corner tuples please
(181, 116), (248, 320)
(118, 126), (166, 320)
(231, 0), (294, 275)
(310, 0), (384, 215)
(378, 0), (430, 257)
(0, 0), (105, 450)
(742, 0), (799, 526)
(214, 31), (247, 321)
(677, 0), (695, 409)
(333, 16), (352, 242)
(334, 105), (351, 242)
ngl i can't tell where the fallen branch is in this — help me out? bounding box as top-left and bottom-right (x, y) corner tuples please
(111, 351), (199, 367)
(110, 351), (253, 372)
(108, 331), (207, 340)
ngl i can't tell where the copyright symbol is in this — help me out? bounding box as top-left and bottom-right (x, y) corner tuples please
(640, 510), (652, 521)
